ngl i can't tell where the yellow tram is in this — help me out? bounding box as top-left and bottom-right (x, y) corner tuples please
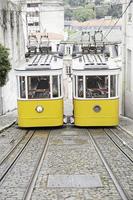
(72, 50), (121, 126)
(15, 54), (64, 127)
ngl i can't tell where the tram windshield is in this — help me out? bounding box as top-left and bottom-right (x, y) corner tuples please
(28, 76), (50, 99)
(86, 76), (108, 98)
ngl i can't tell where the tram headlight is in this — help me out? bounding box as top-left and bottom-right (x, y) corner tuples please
(35, 105), (44, 113)
(93, 105), (101, 113)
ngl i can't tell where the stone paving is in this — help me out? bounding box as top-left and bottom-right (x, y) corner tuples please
(90, 128), (133, 199)
(30, 128), (121, 200)
(0, 111), (133, 199)
(0, 130), (49, 200)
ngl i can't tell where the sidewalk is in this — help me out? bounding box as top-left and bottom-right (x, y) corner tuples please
(0, 110), (17, 132)
(119, 115), (133, 136)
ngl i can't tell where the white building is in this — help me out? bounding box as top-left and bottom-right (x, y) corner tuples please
(22, 0), (64, 45)
(122, 0), (133, 118)
(0, 0), (25, 115)
(40, 0), (64, 35)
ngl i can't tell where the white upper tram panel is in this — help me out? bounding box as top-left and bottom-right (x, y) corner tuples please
(15, 54), (63, 73)
(72, 53), (120, 71)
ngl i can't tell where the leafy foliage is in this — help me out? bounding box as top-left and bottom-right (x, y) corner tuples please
(64, 0), (86, 7)
(107, 4), (122, 18)
(64, 0), (122, 20)
(0, 44), (11, 87)
(73, 5), (96, 22)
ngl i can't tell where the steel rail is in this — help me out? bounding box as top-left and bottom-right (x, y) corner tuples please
(109, 128), (133, 153)
(0, 130), (29, 166)
(118, 125), (133, 137)
(0, 130), (35, 183)
(88, 130), (129, 200)
(104, 129), (133, 164)
(23, 130), (51, 200)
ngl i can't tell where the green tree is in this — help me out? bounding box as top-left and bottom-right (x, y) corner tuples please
(96, 6), (108, 19)
(107, 4), (122, 18)
(64, 8), (73, 20)
(95, 0), (104, 5)
(64, 0), (86, 7)
(0, 44), (11, 87)
(73, 5), (96, 22)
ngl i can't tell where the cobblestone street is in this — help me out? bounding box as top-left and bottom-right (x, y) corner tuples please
(0, 120), (133, 199)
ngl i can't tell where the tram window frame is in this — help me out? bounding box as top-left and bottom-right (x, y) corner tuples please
(19, 76), (26, 99)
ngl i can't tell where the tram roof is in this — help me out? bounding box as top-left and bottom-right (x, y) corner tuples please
(72, 53), (120, 71)
(15, 54), (63, 71)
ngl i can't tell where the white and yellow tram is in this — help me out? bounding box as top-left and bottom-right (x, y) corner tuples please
(72, 52), (120, 126)
(15, 54), (63, 127)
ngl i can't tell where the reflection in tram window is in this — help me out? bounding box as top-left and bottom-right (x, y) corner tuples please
(86, 76), (108, 98)
(20, 77), (26, 98)
(28, 76), (50, 99)
(78, 76), (84, 98)
(52, 76), (59, 97)
(110, 75), (116, 97)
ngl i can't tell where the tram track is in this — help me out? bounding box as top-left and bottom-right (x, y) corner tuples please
(0, 130), (30, 166)
(88, 130), (129, 200)
(0, 129), (51, 200)
(104, 128), (133, 163)
(23, 130), (51, 200)
(0, 130), (35, 183)
(89, 128), (133, 200)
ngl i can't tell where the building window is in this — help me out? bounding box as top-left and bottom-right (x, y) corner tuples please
(127, 49), (132, 91)
(27, 11), (39, 17)
(66, 66), (71, 75)
(27, 3), (39, 8)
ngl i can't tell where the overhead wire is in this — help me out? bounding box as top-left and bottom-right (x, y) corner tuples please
(103, 0), (133, 41)
(97, 0), (121, 32)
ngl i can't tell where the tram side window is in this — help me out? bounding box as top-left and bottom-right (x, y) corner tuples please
(110, 75), (116, 97)
(28, 76), (50, 99)
(59, 75), (62, 97)
(86, 76), (108, 98)
(52, 76), (59, 98)
(20, 76), (26, 98)
(78, 76), (84, 98)
(74, 76), (77, 97)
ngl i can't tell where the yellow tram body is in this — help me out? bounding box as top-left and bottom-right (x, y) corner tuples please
(15, 54), (64, 127)
(72, 52), (121, 127)
(74, 99), (119, 126)
(18, 99), (63, 127)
